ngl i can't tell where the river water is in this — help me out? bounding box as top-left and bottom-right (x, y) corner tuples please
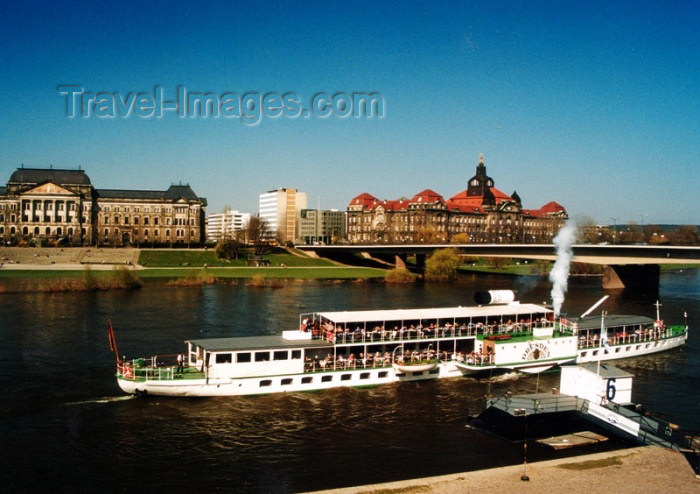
(1, 271), (698, 492)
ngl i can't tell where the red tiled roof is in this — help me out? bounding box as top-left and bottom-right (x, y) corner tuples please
(489, 187), (513, 202)
(446, 187), (513, 209)
(523, 201), (567, 218)
(384, 199), (410, 211)
(411, 189), (445, 204)
(539, 201), (566, 213)
(350, 192), (379, 208)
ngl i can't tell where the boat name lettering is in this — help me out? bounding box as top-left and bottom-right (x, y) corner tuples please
(522, 341), (550, 361)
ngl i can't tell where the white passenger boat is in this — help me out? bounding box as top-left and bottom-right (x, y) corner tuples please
(111, 291), (688, 397)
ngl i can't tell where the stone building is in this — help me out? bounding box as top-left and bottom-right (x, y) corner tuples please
(0, 167), (207, 246)
(346, 155), (567, 244)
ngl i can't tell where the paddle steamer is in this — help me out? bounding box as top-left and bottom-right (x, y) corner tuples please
(111, 291), (688, 396)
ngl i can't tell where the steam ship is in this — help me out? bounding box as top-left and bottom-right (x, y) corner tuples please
(111, 291), (688, 397)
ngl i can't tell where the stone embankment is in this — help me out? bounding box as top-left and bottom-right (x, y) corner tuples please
(309, 446), (698, 494)
(0, 247), (140, 269)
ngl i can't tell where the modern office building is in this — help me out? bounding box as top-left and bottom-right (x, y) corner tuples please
(0, 167), (207, 246)
(297, 209), (346, 245)
(206, 210), (251, 242)
(258, 188), (307, 244)
(347, 154), (567, 244)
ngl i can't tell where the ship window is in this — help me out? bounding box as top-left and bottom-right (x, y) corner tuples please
(592, 350), (598, 356)
(281, 378), (292, 385)
(259, 380), (272, 387)
(236, 352), (251, 363)
(255, 351), (270, 362)
(215, 353), (232, 364)
(635, 345), (641, 350)
(341, 374), (351, 381)
(321, 375), (332, 382)
(581, 351), (587, 357)
(378, 371), (388, 378)
(615, 348), (621, 353)
(291, 350), (302, 359)
(302, 376), (312, 384)
(413, 371), (424, 376)
(360, 372), (370, 379)
(429, 369), (439, 375)
(273, 351), (288, 360)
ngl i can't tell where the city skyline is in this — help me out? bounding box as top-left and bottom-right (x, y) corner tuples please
(1, 1), (697, 225)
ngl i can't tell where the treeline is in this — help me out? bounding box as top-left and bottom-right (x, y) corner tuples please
(577, 221), (700, 246)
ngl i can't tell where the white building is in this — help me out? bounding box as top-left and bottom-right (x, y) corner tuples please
(206, 210), (251, 242)
(258, 188), (307, 243)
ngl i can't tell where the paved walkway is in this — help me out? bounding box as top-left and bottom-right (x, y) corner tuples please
(308, 446), (699, 494)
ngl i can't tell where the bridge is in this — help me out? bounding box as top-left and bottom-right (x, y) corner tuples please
(296, 244), (700, 290)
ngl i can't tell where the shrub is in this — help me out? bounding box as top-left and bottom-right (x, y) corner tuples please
(247, 274), (267, 287)
(425, 248), (460, 281)
(385, 267), (417, 283)
(113, 266), (142, 289)
(83, 265), (99, 290)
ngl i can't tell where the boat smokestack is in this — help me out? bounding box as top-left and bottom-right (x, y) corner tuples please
(475, 290), (516, 305)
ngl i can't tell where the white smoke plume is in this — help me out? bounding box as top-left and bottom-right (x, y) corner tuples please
(549, 220), (577, 316)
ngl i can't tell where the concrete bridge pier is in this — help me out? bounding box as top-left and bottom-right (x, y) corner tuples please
(603, 264), (660, 291)
(395, 253), (407, 269)
(393, 253), (426, 271)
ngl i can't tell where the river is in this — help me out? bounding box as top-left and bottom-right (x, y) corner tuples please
(1, 271), (698, 492)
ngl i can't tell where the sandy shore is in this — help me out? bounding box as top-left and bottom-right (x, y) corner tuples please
(309, 446), (698, 494)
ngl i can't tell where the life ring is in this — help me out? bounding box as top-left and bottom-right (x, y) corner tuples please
(123, 365), (133, 378)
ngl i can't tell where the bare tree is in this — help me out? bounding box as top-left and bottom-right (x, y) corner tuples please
(247, 215), (273, 255)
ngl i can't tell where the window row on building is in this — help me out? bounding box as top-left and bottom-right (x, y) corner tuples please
(346, 155), (567, 244)
(0, 168), (207, 246)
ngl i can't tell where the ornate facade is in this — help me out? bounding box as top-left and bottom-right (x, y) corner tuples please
(347, 155), (567, 244)
(0, 167), (207, 246)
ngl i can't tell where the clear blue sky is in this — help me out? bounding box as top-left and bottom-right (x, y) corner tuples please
(1, 0), (697, 225)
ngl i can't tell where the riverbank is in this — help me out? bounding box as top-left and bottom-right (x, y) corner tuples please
(309, 446), (698, 494)
(0, 247), (386, 290)
(0, 266), (386, 292)
(1, 247), (696, 293)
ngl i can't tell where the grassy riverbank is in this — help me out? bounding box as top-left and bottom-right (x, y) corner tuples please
(0, 267), (386, 292)
(138, 247), (336, 267)
(1, 247), (696, 293)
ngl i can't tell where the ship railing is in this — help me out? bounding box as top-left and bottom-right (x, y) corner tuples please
(303, 358), (391, 372)
(604, 402), (699, 452)
(303, 352), (447, 373)
(312, 327), (475, 344)
(117, 355), (194, 381)
(308, 321), (559, 345)
(452, 353), (495, 366)
(576, 326), (683, 349)
(488, 393), (584, 415)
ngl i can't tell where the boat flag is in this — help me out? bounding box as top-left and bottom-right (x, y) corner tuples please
(107, 320), (120, 363)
